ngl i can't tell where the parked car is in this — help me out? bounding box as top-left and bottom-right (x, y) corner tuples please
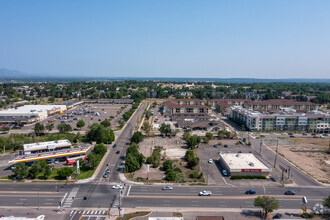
(289, 135), (295, 138)
(311, 133), (317, 136)
(113, 144), (117, 148)
(323, 133), (328, 136)
(273, 213), (282, 219)
(199, 191), (212, 196)
(260, 134), (265, 137)
(213, 144), (218, 148)
(224, 144), (228, 148)
(222, 170), (228, 176)
(288, 132), (294, 135)
(103, 173), (108, 178)
(116, 150), (120, 154)
(245, 190), (256, 195)
(302, 133), (307, 135)
(239, 141), (244, 145)
(162, 186), (173, 190)
(284, 190), (296, 195)
(112, 185), (123, 189)
(281, 133), (287, 135)
(208, 159), (213, 163)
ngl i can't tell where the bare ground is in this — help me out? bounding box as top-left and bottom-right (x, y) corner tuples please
(265, 137), (330, 183)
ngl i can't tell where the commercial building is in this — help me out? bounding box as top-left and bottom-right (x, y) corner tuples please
(163, 99), (210, 115)
(230, 106), (330, 132)
(0, 105), (67, 125)
(219, 153), (272, 176)
(9, 140), (91, 165)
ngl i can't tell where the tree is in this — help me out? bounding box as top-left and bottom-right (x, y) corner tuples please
(125, 143), (145, 173)
(57, 167), (73, 179)
(57, 123), (72, 133)
(204, 137), (210, 144)
(160, 123), (172, 136)
(131, 131), (144, 144)
(86, 123), (115, 144)
(205, 132), (214, 140)
(323, 196), (330, 209)
(46, 123), (54, 133)
(143, 121), (151, 135)
(34, 123), (45, 136)
(163, 160), (173, 171)
(86, 153), (100, 169)
(44, 165), (51, 179)
(100, 120), (111, 128)
(12, 162), (29, 179)
(254, 196), (279, 218)
(183, 131), (191, 141)
(166, 170), (177, 181)
(76, 120), (85, 128)
(186, 135), (201, 149)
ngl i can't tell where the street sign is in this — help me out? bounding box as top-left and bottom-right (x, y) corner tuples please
(279, 164), (287, 173)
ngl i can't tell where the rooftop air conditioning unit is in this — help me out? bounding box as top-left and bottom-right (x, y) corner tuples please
(249, 162), (255, 167)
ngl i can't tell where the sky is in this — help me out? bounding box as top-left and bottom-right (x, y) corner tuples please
(0, 0), (330, 78)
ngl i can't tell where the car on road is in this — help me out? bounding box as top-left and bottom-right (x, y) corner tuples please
(208, 159), (213, 163)
(199, 191), (212, 196)
(260, 134), (265, 137)
(323, 133), (328, 136)
(116, 150), (120, 154)
(103, 173), (108, 178)
(113, 144), (117, 148)
(311, 133), (316, 136)
(245, 190), (256, 195)
(289, 135), (295, 138)
(112, 185), (123, 189)
(273, 213), (282, 219)
(213, 144), (218, 148)
(162, 186), (173, 190)
(284, 190), (296, 195)
(222, 170), (228, 176)
(281, 132), (287, 135)
(288, 132), (294, 135)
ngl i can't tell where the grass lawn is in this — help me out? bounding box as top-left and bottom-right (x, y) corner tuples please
(117, 211), (151, 220)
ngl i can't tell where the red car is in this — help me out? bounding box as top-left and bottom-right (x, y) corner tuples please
(311, 133), (316, 136)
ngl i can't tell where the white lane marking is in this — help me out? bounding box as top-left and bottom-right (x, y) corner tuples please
(44, 203), (53, 205)
(19, 198), (27, 201)
(127, 185), (131, 196)
(16, 203), (23, 205)
(91, 211), (94, 214)
(263, 185), (266, 194)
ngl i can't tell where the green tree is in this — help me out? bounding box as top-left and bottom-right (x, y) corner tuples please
(183, 131), (191, 141)
(163, 160), (173, 171)
(12, 162), (29, 179)
(86, 153), (100, 169)
(100, 120), (111, 128)
(254, 196), (280, 218)
(131, 131), (144, 144)
(76, 120), (85, 128)
(44, 165), (51, 179)
(185, 150), (200, 169)
(125, 143), (145, 173)
(323, 196), (330, 209)
(186, 135), (201, 149)
(57, 123), (72, 133)
(204, 137), (210, 144)
(166, 170), (177, 181)
(57, 167), (73, 179)
(46, 123), (55, 133)
(143, 121), (151, 135)
(160, 123), (172, 136)
(34, 123), (45, 136)
(86, 123), (115, 144)
(205, 132), (214, 140)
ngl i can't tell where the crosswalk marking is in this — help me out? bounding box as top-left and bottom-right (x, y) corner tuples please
(63, 187), (80, 208)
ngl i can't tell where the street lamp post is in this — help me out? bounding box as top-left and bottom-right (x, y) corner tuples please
(259, 139), (262, 155)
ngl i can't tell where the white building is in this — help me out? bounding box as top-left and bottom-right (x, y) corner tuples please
(0, 105), (67, 124)
(219, 153), (272, 176)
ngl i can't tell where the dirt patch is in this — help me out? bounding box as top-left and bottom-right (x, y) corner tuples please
(265, 137), (330, 183)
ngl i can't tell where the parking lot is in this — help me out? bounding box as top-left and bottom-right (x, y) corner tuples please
(196, 139), (282, 187)
(21, 103), (131, 132)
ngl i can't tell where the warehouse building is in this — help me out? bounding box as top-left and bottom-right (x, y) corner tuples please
(219, 153), (272, 176)
(0, 105), (67, 125)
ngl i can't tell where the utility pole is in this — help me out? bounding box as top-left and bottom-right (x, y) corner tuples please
(259, 139), (262, 155)
(274, 138), (279, 168)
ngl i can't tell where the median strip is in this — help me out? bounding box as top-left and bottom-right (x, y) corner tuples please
(126, 195), (303, 200)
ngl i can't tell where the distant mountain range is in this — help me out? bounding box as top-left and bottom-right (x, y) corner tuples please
(1, 68), (330, 83)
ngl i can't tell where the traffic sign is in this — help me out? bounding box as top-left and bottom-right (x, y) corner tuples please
(279, 164), (287, 173)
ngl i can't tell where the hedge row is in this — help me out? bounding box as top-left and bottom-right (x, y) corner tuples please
(230, 175), (266, 180)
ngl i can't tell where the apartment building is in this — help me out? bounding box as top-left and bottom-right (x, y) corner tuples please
(243, 99), (317, 112)
(207, 99), (248, 107)
(230, 106), (329, 132)
(163, 99), (210, 115)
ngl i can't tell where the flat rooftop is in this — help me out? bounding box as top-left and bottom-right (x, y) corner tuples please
(24, 140), (71, 152)
(0, 105), (64, 115)
(220, 153), (270, 171)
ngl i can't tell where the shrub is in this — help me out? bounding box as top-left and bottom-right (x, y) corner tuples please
(166, 170), (177, 181)
(163, 160), (173, 171)
(174, 167), (182, 173)
(189, 170), (199, 178)
(57, 167), (73, 179)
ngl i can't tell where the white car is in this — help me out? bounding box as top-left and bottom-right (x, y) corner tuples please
(208, 159), (213, 163)
(281, 133), (287, 135)
(199, 191), (212, 196)
(112, 185), (123, 189)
